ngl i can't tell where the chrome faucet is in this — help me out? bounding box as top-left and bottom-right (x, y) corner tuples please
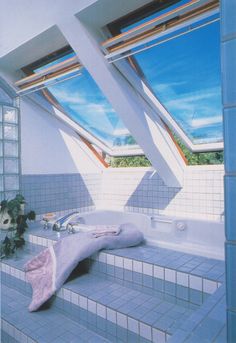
(52, 212), (80, 232)
(66, 222), (77, 234)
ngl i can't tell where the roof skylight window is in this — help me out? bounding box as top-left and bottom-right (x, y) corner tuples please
(103, 0), (222, 148)
(17, 51), (140, 154)
(44, 66), (137, 148)
(131, 20), (222, 144)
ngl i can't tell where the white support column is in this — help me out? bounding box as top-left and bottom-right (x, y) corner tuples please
(58, 16), (185, 187)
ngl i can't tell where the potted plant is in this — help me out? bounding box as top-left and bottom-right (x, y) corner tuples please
(0, 194), (36, 258)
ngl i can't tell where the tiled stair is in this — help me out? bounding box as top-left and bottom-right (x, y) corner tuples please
(1, 222), (227, 343)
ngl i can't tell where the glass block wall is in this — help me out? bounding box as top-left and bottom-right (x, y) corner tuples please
(0, 89), (20, 201)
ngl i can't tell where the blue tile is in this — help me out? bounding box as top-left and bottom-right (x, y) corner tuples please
(222, 38), (236, 106)
(97, 317), (106, 332)
(225, 176), (236, 240)
(193, 317), (225, 341)
(106, 322), (116, 336)
(154, 278), (164, 292)
(115, 267), (124, 280)
(177, 285), (189, 301)
(133, 272), (142, 285)
(143, 275), (153, 288)
(226, 243), (236, 309)
(189, 289), (203, 305)
(165, 281), (176, 296)
(128, 331), (140, 343)
(106, 265), (115, 276)
(221, 0), (236, 40)
(124, 269), (132, 282)
(117, 327), (127, 341)
(227, 310), (236, 343)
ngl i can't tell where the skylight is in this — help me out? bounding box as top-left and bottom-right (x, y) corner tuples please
(103, 0), (222, 148)
(33, 54), (138, 150)
(132, 20), (222, 144)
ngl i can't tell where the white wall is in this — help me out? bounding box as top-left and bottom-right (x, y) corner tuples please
(21, 96), (103, 174)
(0, 0), (150, 59)
(100, 166), (224, 221)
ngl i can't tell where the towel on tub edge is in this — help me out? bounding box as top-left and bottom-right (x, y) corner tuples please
(24, 223), (144, 312)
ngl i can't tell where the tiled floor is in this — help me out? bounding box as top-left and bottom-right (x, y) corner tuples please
(1, 285), (110, 343)
(1, 221), (227, 343)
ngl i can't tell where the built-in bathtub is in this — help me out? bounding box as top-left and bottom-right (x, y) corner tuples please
(79, 210), (225, 260)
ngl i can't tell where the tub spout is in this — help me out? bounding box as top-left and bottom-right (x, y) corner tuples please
(52, 212), (80, 232)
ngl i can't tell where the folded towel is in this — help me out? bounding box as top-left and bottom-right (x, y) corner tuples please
(91, 225), (121, 238)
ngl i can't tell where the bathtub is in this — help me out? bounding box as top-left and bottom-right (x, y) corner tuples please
(79, 210), (225, 260)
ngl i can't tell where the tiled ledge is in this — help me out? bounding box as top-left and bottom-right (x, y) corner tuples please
(1, 285), (112, 343)
(25, 228), (225, 285)
(168, 285), (226, 343)
(1, 231), (227, 343)
(1, 319), (37, 343)
(1, 267), (187, 342)
(0, 240), (224, 343)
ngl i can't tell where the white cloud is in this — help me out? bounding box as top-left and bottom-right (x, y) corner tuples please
(49, 87), (87, 105)
(113, 127), (130, 136)
(190, 115), (222, 128)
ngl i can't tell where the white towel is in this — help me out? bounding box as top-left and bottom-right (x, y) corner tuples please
(91, 225), (121, 238)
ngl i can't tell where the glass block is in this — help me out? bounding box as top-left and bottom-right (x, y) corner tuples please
(0, 89), (12, 105)
(5, 191), (18, 200)
(0, 141), (2, 157)
(0, 175), (3, 191)
(0, 192), (4, 201)
(4, 141), (18, 157)
(4, 175), (19, 191)
(0, 158), (3, 174)
(3, 106), (18, 124)
(4, 158), (19, 173)
(4, 124), (18, 140)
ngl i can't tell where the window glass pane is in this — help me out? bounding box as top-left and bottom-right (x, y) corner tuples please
(0, 141), (2, 157)
(3, 106), (18, 124)
(0, 158), (3, 174)
(4, 124), (18, 140)
(36, 56), (137, 149)
(0, 175), (3, 191)
(121, 0), (187, 32)
(0, 88), (13, 105)
(0, 124), (2, 139)
(132, 21), (222, 144)
(0, 192), (4, 201)
(4, 141), (18, 157)
(4, 175), (19, 191)
(4, 158), (19, 174)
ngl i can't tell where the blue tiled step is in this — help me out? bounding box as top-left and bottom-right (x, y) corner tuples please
(1, 261), (200, 343)
(1, 241), (210, 309)
(1, 284), (112, 343)
(1, 238), (226, 343)
(25, 225), (225, 285)
(2, 237), (222, 304)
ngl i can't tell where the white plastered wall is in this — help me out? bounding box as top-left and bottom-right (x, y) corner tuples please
(20, 96), (103, 175)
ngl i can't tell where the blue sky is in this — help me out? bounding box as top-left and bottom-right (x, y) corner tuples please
(131, 14), (222, 144)
(44, 67), (133, 147)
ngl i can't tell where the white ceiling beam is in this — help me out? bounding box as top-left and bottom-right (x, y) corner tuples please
(58, 16), (185, 187)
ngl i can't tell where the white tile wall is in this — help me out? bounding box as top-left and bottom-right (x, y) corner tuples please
(100, 166), (224, 220)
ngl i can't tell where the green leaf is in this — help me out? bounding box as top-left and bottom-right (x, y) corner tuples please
(27, 211), (36, 221)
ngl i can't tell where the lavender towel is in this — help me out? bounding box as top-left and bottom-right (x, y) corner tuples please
(24, 223), (143, 312)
